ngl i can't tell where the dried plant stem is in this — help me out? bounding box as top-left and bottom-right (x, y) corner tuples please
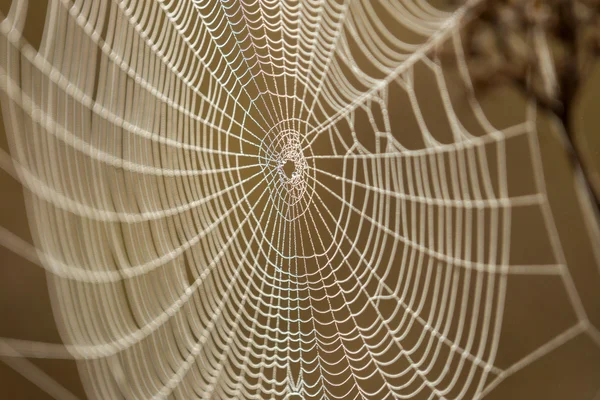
(460, 0), (600, 210)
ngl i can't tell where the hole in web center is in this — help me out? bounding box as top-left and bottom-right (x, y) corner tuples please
(283, 160), (295, 178)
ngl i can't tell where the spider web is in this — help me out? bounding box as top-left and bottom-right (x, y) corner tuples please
(0, 0), (599, 399)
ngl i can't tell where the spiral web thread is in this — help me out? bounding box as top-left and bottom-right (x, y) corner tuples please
(0, 0), (599, 399)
